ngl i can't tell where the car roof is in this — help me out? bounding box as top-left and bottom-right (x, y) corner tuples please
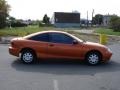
(23, 30), (83, 42)
(38, 30), (68, 34)
(23, 30), (69, 38)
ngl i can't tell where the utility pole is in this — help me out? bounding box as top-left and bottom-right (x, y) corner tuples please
(87, 11), (88, 28)
(92, 9), (94, 26)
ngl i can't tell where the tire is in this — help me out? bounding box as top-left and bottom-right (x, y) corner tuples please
(86, 52), (101, 65)
(20, 50), (36, 64)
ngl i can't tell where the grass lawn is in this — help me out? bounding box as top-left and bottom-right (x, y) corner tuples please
(95, 28), (120, 36)
(0, 26), (120, 45)
(0, 26), (55, 36)
(0, 25), (84, 36)
(1, 26), (120, 36)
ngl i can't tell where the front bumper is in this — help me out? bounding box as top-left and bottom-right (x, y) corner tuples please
(102, 51), (112, 62)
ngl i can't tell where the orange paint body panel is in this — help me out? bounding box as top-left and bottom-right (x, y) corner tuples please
(9, 31), (112, 63)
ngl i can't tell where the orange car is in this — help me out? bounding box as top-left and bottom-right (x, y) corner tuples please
(9, 31), (112, 65)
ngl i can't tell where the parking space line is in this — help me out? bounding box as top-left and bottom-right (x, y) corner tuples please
(53, 79), (59, 90)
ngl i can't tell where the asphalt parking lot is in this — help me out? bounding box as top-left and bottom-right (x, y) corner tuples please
(0, 43), (120, 90)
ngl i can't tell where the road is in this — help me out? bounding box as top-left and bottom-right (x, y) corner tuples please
(0, 43), (120, 90)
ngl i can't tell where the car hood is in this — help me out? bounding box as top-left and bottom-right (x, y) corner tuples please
(84, 41), (107, 48)
(11, 37), (23, 41)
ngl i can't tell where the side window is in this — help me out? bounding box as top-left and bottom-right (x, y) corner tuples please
(29, 33), (49, 42)
(49, 33), (74, 44)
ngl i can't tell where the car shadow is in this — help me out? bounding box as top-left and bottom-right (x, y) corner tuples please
(11, 58), (120, 76)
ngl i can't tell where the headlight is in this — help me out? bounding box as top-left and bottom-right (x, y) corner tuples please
(107, 48), (112, 53)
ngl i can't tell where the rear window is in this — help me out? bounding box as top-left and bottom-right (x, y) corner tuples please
(29, 33), (49, 42)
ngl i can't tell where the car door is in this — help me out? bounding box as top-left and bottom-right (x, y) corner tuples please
(29, 33), (49, 58)
(47, 32), (83, 59)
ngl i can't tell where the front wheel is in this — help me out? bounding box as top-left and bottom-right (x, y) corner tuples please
(20, 50), (36, 64)
(86, 52), (101, 65)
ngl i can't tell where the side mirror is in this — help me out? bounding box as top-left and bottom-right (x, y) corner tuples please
(72, 40), (78, 44)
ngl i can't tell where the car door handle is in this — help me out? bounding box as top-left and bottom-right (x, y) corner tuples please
(49, 44), (54, 47)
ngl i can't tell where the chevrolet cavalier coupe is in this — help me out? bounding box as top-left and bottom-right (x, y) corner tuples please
(9, 31), (112, 65)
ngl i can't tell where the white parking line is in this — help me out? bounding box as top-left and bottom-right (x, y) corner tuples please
(53, 79), (59, 90)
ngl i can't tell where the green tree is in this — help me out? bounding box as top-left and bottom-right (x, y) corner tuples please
(92, 14), (103, 25)
(0, 0), (10, 28)
(110, 15), (120, 32)
(42, 14), (50, 24)
(9, 16), (16, 22)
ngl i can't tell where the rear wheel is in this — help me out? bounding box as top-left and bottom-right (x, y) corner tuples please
(20, 50), (36, 64)
(86, 52), (101, 65)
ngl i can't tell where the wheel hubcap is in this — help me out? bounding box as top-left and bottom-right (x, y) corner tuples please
(88, 54), (99, 64)
(22, 52), (33, 63)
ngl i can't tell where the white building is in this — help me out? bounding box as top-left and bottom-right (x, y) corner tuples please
(103, 15), (114, 27)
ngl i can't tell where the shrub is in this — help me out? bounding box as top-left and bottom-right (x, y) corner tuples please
(11, 22), (28, 27)
(110, 16), (120, 32)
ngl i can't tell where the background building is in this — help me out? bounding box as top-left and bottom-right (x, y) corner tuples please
(51, 12), (80, 28)
(80, 19), (92, 26)
(102, 15), (113, 27)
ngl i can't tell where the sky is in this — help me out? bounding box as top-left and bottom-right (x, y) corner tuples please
(6, 0), (120, 20)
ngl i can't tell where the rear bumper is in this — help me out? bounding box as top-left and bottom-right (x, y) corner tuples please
(9, 47), (19, 57)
